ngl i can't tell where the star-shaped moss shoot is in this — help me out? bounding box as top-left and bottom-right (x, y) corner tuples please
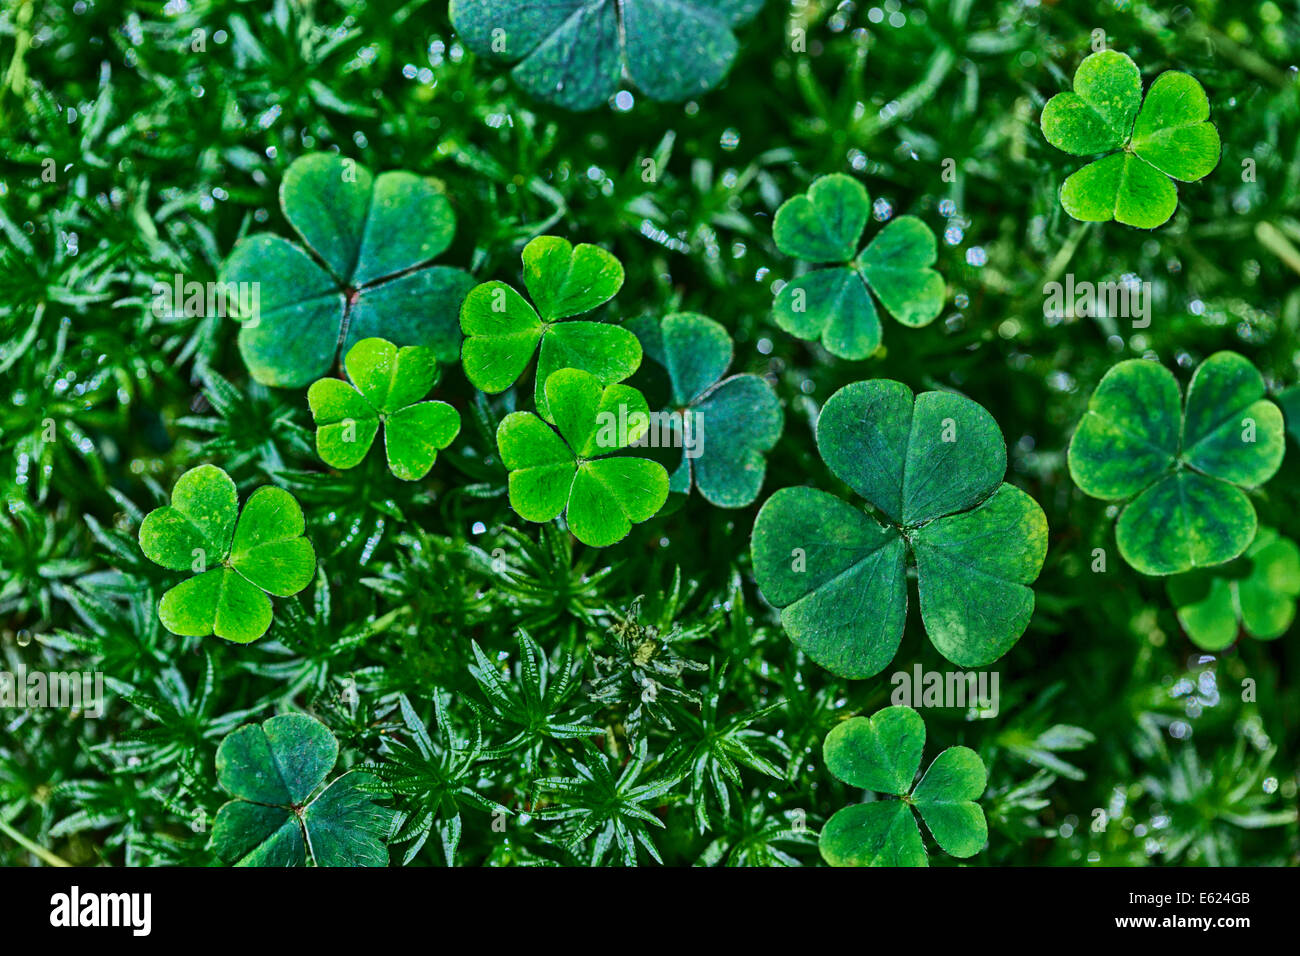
(1068, 352), (1285, 576)
(496, 368), (669, 548)
(751, 380), (1048, 679)
(772, 174), (945, 360)
(460, 236), (641, 421)
(449, 0), (766, 111)
(307, 337), (460, 482)
(209, 714), (392, 867)
(630, 311), (783, 508)
(820, 706), (987, 867)
(220, 153), (474, 388)
(138, 465), (315, 643)
(1041, 51), (1220, 228)
(1167, 527), (1300, 651)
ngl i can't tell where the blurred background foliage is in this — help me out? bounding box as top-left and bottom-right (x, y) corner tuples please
(0, 0), (1297, 866)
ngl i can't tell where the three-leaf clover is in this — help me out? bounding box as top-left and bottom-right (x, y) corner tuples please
(450, 0), (766, 111)
(139, 465), (315, 644)
(1041, 51), (1220, 228)
(772, 174), (945, 360)
(1068, 352), (1285, 576)
(496, 368), (669, 548)
(461, 236), (640, 420)
(751, 379), (1048, 679)
(221, 153), (474, 388)
(630, 311), (783, 508)
(821, 705), (987, 867)
(307, 337), (460, 481)
(210, 714), (392, 867)
(1167, 527), (1300, 651)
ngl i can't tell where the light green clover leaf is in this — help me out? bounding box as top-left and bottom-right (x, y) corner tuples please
(1167, 527), (1300, 651)
(496, 367), (669, 548)
(820, 706), (987, 867)
(1041, 51), (1220, 228)
(449, 0), (765, 111)
(751, 379), (1048, 679)
(630, 312), (783, 508)
(138, 465), (315, 643)
(1068, 352), (1285, 576)
(461, 235), (640, 421)
(772, 174), (945, 360)
(209, 714), (392, 867)
(307, 337), (460, 481)
(221, 153), (474, 388)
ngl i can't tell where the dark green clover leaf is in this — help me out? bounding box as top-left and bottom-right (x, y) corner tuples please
(1068, 352), (1285, 576)
(307, 337), (460, 481)
(496, 368), (669, 548)
(210, 714), (392, 867)
(1280, 385), (1300, 445)
(631, 312), (783, 508)
(461, 236), (640, 420)
(1167, 527), (1300, 651)
(449, 0), (765, 111)
(138, 465), (315, 644)
(751, 380), (1047, 679)
(221, 153), (474, 388)
(820, 706), (987, 867)
(772, 174), (945, 360)
(1041, 50), (1220, 228)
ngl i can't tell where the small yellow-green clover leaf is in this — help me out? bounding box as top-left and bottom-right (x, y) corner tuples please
(460, 236), (641, 421)
(496, 368), (669, 548)
(820, 706), (988, 867)
(450, 0), (765, 111)
(1041, 51), (1220, 229)
(772, 174), (945, 360)
(751, 379), (1048, 679)
(307, 337), (460, 481)
(138, 465), (315, 643)
(1068, 352), (1285, 576)
(209, 713), (392, 866)
(221, 153), (474, 388)
(629, 312), (784, 508)
(1167, 527), (1300, 651)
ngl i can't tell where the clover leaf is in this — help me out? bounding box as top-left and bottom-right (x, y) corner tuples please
(772, 174), (945, 360)
(820, 706), (987, 867)
(461, 236), (640, 420)
(449, 0), (765, 112)
(1280, 385), (1300, 445)
(1068, 352), (1285, 576)
(307, 337), (460, 481)
(751, 380), (1048, 679)
(138, 465), (315, 643)
(209, 714), (392, 867)
(1041, 51), (1220, 229)
(1167, 527), (1300, 651)
(630, 312), (783, 508)
(221, 153), (474, 388)
(496, 368), (669, 547)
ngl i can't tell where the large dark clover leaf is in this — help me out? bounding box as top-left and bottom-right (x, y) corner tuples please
(1166, 527), (1300, 651)
(631, 312), (783, 508)
(138, 465), (315, 644)
(772, 174), (945, 360)
(210, 714), (392, 867)
(221, 153), (474, 388)
(751, 380), (1047, 679)
(449, 0), (765, 112)
(1041, 50), (1220, 229)
(819, 706), (987, 867)
(1068, 352), (1285, 576)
